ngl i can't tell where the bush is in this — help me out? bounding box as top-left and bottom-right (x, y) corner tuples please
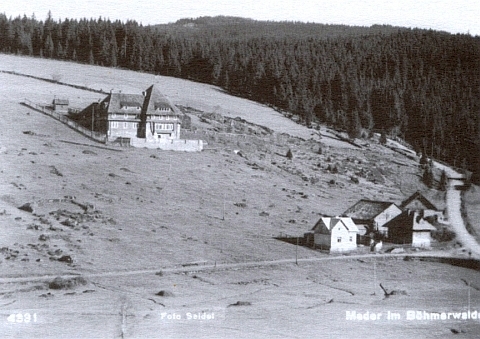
(49, 276), (87, 290)
(156, 290), (174, 297)
(286, 148), (293, 160)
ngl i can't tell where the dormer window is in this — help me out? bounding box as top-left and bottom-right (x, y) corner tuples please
(154, 103), (171, 112)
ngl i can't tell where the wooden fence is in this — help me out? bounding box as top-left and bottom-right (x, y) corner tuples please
(22, 99), (107, 144)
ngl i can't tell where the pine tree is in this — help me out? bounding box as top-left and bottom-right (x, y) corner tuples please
(347, 110), (362, 140)
(439, 170), (448, 191)
(379, 131), (387, 145)
(423, 164), (434, 188)
(88, 49), (94, 64)
(420, 152), (428, 166)
(44, 34), (54, 58)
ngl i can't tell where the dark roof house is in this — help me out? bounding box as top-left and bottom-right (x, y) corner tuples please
(342, 199), (403, 235)
(343, 200), (394, 222)
(143, 84), (180, 116)
(400, 191), (440, 211)
(384, 210), (437, 247)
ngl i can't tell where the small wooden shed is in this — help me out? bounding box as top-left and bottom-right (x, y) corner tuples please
(52, 98), (69, 113)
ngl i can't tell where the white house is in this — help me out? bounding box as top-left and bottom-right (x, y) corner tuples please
(312, 217), (358, 253)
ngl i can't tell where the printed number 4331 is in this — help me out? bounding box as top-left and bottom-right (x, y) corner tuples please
(7, 313), (37, 323)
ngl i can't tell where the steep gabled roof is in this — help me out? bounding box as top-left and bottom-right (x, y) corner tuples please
(143, 84), (180, 116)
(105, 93), (144, 114)
(343, 200), (396, 221)
(400, 191), (438, 211)
(312, 217), (358, 234)
(384, 211), (437, 232)
(53, 98), (69, 105)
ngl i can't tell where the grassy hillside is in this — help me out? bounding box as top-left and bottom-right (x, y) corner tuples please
(1, 14), (479, 178)
(0, 56), (479, 338)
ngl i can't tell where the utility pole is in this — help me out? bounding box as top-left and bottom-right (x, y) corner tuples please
(222, 193), (226, 221)
(468, 280), (471, 313)
(91, 104), (95, 137)
(295, 237), (299, 265)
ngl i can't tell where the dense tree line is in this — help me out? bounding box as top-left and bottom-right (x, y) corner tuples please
(1, 13), (479, 180)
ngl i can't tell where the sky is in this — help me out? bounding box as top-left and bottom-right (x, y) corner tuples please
(2, 0), (479, 36)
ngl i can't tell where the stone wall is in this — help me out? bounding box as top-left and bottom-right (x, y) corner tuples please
(130, 137), (203, 152)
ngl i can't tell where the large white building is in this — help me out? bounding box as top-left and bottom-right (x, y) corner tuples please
(92, 84), (181, 142)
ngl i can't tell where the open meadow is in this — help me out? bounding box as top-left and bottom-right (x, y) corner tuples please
(0, 55), (479, 338)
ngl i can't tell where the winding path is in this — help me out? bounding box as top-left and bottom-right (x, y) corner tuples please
(433, 161), (480, 258)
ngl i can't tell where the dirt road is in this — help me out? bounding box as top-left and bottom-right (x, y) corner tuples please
(0, 250), (456, 284)
(433, 161), (480, 258)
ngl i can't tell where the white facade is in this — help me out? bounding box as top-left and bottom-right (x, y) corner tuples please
(376, 204), (403, 236)
(412, 231), (433, 248)
(313, 217), (358, 253)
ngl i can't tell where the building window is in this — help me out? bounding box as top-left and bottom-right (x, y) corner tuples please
(349, 236), (353, 242)
(166, 116), (170, 120)
(112, 113), (116, 118)
(133, 123), (138, 129)
(337, 237), (342, 243)
(123, 122), (127, 129)
(111, 122), (118, 128)
(124, 113), (128, 119)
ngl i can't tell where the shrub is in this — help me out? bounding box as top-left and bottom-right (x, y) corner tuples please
(49, 276), (87, 290)
(286, 148), (293, 160)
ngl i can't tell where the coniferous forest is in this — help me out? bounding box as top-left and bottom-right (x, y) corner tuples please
(1, 13), (479, 181)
